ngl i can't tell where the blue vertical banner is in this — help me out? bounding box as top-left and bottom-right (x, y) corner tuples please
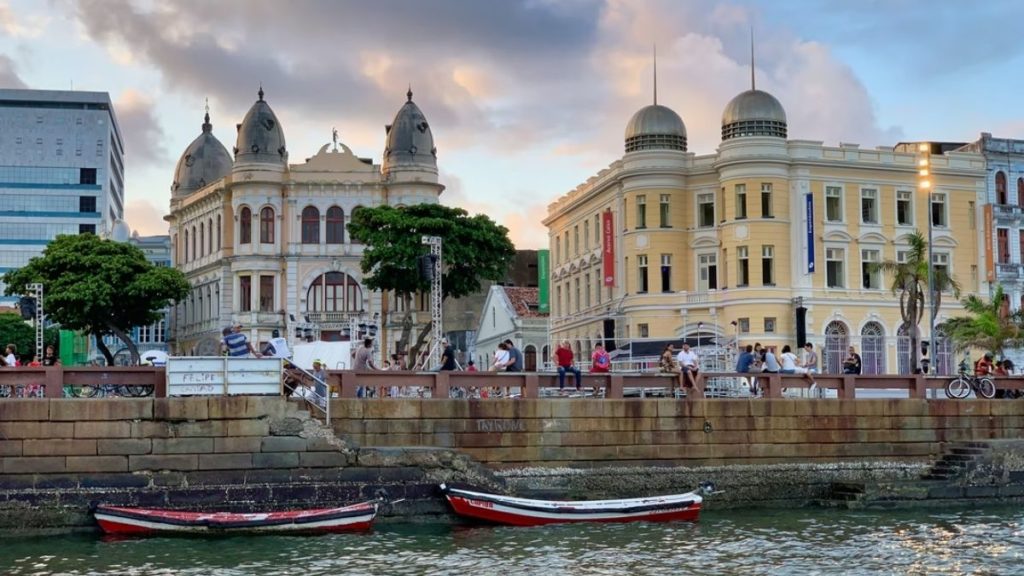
(806, 193), (815, 274)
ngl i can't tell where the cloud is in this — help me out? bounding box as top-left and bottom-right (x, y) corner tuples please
(124, 198), (168, 236)
(0, 54), (27, 88)
(114, 89), (168, 166)
(0, 0), (49, 38)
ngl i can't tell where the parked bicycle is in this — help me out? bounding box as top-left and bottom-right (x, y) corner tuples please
(945, 361), (996, 399)
(62, 384), (153, 398)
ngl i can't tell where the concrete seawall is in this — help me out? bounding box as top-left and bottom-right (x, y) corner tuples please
(2, 396), (1024, 531)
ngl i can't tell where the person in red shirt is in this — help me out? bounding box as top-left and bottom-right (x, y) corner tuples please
(974, 353), (994, 376)
(555, 341), (581, 394)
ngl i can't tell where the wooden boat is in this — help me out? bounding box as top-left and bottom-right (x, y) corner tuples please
(439, 483), (704, 526)
(93, 501), (379, 535)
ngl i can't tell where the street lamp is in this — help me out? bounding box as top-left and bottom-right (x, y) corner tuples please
(918, 142), (934, 376)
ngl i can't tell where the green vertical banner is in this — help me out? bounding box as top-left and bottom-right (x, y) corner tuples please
(538, 249), (550, 313)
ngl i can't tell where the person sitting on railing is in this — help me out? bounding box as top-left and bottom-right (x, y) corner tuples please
(555, 340), (582, 395)
(842, 346), (862, 375)
(590, 343), (610, 397)
(676, 342), (701, 393)
(974, 353), (995, 377)
(223, 324), (261, 358)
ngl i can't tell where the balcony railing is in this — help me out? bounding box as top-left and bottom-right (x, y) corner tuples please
(993, 204), (1021, 219)
(997, 263), (1022, 279)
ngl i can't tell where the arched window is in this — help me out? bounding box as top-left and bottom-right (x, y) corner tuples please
(860, 322), (885, 375)
(183, 229), (189, 262)
(199, 222), (205, 258)
(260, 207), (275, 244)
(306, 272), (362, 312)
(897, 322), (912, 375)
(207, 218), (213, 254)
(191, 225), (197, 262)
(239, 207), (252, 245)
(301, 206), (320, 244)
(824, 321), (849, 374)
(326, 206), (344, 244)
(350, 206), (364, 244)
(216, 215), (222, 250)
(996, 171), (1007, 204)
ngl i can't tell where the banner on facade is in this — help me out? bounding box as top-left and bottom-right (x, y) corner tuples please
(806, 193), (815, 274)
(602, 210), (615, 287)
(984, 203), (994, 282)
(537, 249), (549, 313)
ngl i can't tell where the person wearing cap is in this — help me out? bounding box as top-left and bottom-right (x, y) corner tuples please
(223, 324), (260, 358)
(440, 338), (457, 371)
(263, 329), (292, 360)
(311, 359), (329, 404)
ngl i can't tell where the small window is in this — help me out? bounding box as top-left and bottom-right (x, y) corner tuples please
(660, 254), (671, 292)
(764, 317), (776, 333)
(259, 275), (274, 312)
(239, 207), (252, 244)
(761, 245), (774, 286)
(659, 194), (671, 228)
(326, 206), (344, 244)
(638, 323), (649, 338)
(896, 190), (913, 226)
(931, 193), (947, 227)
(826, 247), (846, 288)
(79, 223), (96, 235)
(637, 254), (649, 293)
(79, 196), (96, 213)
(996, 171), (1008, 204)
(737, 246), (749, 286)
(735, 184), (747, 219)
(825, 186), (843, 222)
(998, 229), (1010, 263)
(636, 195), (647, 229)
(861, 249), (881, 290)
(301, 206), (320, 244)
(80, 168), (97, 185)
(761, 183), (773, 218)
(861, 188), (878, 224)
(698, 193), (715, 227)
(260, 207), (275, 244)
(239, 275), (252, 312)
(738, 318), (750, 333)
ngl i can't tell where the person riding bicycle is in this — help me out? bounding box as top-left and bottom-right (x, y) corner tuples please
(974, 353), (994, 377)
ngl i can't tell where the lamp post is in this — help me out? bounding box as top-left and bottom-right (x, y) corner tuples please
(918, 143), (934, 376)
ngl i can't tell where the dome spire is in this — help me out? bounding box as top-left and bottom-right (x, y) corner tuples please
(750, 27), (756, 90)
(258, 84), (264, 101)
(407, 84), (413, 102)
(202, 97), (211, 133)
(653, 44), (658, 106)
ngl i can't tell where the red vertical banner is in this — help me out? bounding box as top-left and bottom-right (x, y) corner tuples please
(602, 210), (615, 287)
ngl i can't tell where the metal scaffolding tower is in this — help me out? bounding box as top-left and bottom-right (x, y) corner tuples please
(421, 235), (443, 369)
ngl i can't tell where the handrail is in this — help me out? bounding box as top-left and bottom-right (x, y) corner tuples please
(285, 363), (331, 422)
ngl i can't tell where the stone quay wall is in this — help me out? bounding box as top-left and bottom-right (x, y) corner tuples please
(0, 397), (494, 530)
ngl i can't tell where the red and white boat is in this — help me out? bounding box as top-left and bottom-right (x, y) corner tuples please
(93, 501), (379, 535)
(439, 483), (704, 526)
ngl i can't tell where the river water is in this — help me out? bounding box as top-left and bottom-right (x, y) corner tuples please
(2, 506), (1020, 575)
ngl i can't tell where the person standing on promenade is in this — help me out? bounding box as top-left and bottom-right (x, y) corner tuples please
(504, 339), (523, 372)
(555, 340), (581, 394)
(41, 345), (59, 366)
(311, 359), (329, 406)
(5, 343), (18, 366)
(223, 324), (260, 358)
(676, 342), (701, 392)
(440, 338), (457, 371)
(353, 337), (378, 398)
(843, 346), (862, 375)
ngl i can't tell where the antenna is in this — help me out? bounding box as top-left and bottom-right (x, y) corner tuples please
(750, 27), (756, 90)
(653, 44), (658, 105)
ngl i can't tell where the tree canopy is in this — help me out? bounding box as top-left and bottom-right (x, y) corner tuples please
(940, 285), (1021, 357)
(348, 204), (516, 365)
(2, 234), (190, 365)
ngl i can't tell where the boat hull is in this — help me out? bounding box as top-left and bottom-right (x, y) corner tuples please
(94, 502), (378, 535)
(440, 484), (702, 526)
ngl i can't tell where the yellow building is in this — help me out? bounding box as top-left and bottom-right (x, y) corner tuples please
(166, 88), (443, 356)
(544, 81), (987, 375)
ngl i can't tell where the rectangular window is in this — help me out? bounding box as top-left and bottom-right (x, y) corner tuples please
(969, 201), (976, 229)
(761, 183), (773, 218)
(594, 214), (600, 244)
(638, 323), (650, 338)
(897, 250), (909, 265)
(239, 275), (252, 312)
(698, 253), (718, 290)
(933, 253), (950, 289)
(555, 237), (561, 265)
(737, 246), (750, 286)
(259, 275), (274, 312)
(659, 194), (671, 227)
(825, 186), (843, 222)
(660, 254), (671, 292)
(574, 278), (581, 313)
(638, 254), (649, 293)
(764, 317), (776, 333)
(738, 318), (750, 333)
(698, 193), (715, 227)
(78, 223), (96, 235)
(861, 188), (878, 224)
(584, 273), (591, 308)
(583, 220), (590, 250)
(998, 228), (1010, 263)
(80, 168), (97, 185)
(931, 193), (947, 227)
(636, 195), (647, 229)
(861, 249), (881, 289)
(735, 184), (747, 219)
(761, 245), (774, 286)
(573, 225), (579, 255)
(79, 196), (96, 213)
(555, 286), (561, 315)
(896, 190), (913, 226)
(826, 247), (845, 288)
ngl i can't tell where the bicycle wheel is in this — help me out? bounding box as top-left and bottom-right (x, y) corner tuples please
(76, 385), (99, 398)
(123, 385), (152, 397)
(945, 376), (971, 399)
(977, 377), (996, 399)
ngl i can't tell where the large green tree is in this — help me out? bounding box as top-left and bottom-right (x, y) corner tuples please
(3, 234), (190, 366)
(939, 285), (1021, 358)
(348, 204), (516, 366)
(0, 312), (58, 363)
(872, 230), (960, 372)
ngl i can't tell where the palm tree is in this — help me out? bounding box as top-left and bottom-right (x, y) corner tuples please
(872, 231), (960, 373)
(939, 285), (1021, 357)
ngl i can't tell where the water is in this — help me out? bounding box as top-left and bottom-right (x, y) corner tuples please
(2, 507), (1021, 575)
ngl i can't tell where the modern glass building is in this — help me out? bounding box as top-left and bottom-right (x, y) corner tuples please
(0, 89), (124, 303)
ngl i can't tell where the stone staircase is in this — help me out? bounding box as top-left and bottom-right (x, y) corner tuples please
(921, 442), (993, 481)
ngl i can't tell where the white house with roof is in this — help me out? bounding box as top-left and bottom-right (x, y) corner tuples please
(474, 285), (549, 371)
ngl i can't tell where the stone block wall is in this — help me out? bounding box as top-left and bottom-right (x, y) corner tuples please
(331, 398), (1024, 467)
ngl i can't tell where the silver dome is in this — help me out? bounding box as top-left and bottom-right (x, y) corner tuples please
(110, 219), (131, 243)
(624, 104), (687, 152)
(721, 89), (787, 140)
(234, 87), (287, 164)
(172, 112), (232, 195)
(382, 88), (436, 175)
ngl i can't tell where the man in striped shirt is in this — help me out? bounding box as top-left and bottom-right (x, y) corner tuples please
(222, 324), (260, 358)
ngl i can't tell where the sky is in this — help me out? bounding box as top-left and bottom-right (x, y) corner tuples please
(3, 0), (1024, 249)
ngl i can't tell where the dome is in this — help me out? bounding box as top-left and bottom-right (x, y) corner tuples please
(624, 104), (687, 153)
(233, 87), (287, 164)
(382, 88), (436, 176)
(110, 219), (131, 243)
(721, 89), (787, 140)
(171, 112), (232, 196)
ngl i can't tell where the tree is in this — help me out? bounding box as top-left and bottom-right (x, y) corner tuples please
(348, 204), (516, 366)
(3, 234), (190, 366)
(939, 285), (1021, 358)
(0, 313), (58, 363)
(872, 230), (960, 373)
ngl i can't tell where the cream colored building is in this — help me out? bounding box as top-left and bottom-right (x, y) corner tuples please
(544, 82), (987, 375)
(166, 88), (442, 356)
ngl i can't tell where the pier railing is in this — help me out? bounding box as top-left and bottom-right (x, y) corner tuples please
(2, 367), (1023, 400)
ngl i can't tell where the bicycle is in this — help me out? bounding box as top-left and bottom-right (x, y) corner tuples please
(945, 361), (996, 399)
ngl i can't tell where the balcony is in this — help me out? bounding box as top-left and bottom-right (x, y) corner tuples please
(996, 263), (1022, 281)
(993, 204), (1022, 222)
(302, 311), (362, 327)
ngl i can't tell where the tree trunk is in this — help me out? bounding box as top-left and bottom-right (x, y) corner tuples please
(108, 325), (141, 365)
(94, 336), (115, 367)
(408, 320), (434, 370)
